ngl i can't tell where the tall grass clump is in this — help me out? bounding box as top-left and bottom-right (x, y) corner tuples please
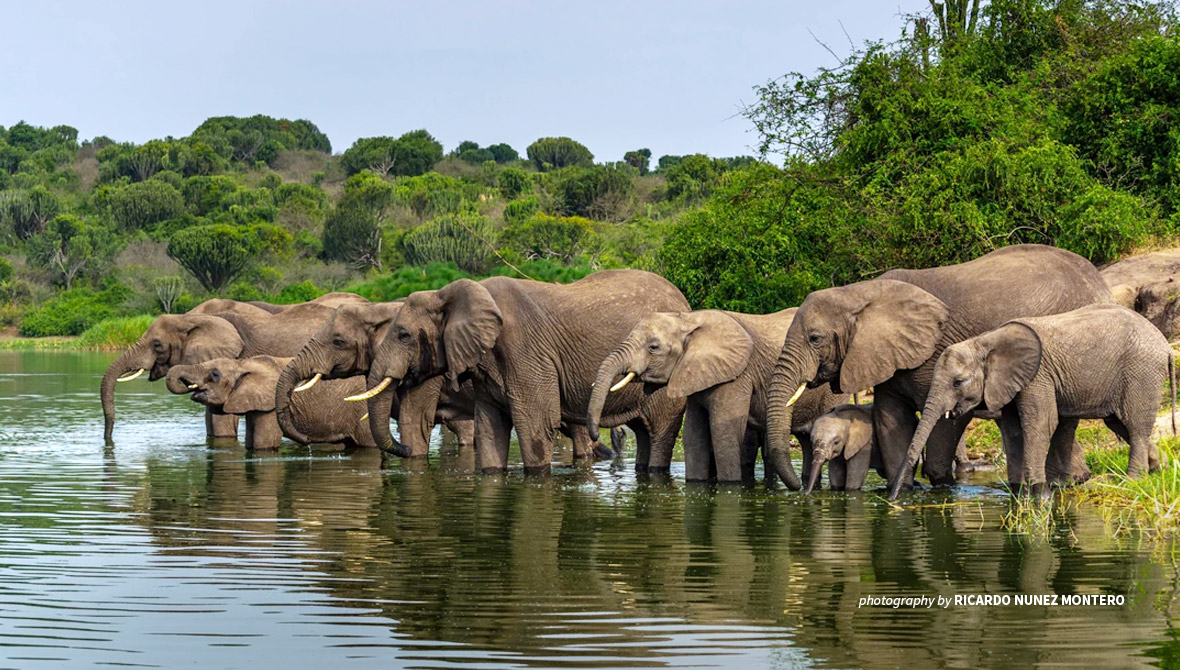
(1075, 438), (1180, 537)
(74, 315), (155, 350)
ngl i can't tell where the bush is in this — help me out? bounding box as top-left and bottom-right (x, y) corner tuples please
(274, 280), (325, 304)
(402, 212), (496, 273)
(526, 137), (594, 171)
(107, 180), (184, 231)
(0, 257), (11, 283)
(19, 285), (129, 336)
(345, 262), (472, 301)
(340, 130), (443, 177)
(167, 224), (261, 291)
(497, 167), (529, 200)
(75, 315), (156, 350)
(549, 165), (634, 219)
(500, 214), (602, 265)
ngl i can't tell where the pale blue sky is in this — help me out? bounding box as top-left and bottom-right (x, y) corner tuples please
(2, 1), (927, 161)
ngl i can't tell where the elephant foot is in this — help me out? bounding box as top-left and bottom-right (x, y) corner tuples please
(927, 475), (956, 488)
(591, 443), (616, 460)
(523, 464), (552, 476)
(480, 466), (508, 475)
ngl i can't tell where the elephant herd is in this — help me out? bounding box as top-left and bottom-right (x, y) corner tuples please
(101, 244), (1176, 498)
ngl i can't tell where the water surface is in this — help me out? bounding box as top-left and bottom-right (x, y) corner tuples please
(1, 350), (1178, 669)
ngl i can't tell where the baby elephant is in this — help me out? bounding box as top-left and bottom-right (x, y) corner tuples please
(891, 304), (1174, 499)
(166, 356), (375, 449)
(803, 403), (880, 493)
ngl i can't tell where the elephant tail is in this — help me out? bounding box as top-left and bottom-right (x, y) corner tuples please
(1170, 349), (1176, 437)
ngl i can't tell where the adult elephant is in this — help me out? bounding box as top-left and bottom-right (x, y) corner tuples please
(202, 292), (369, 315)
(356, 270), (688, 473)
(101, 296), (368, 444)
(587, 309), (846, 483)
(763, 244), (1111, 491)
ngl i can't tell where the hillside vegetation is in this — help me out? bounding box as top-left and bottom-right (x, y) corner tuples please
(2, 0), (1178, 339)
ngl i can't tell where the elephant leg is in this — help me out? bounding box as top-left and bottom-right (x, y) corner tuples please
(845, 446), (872, 491)
(921, 413), (971, 487)
(1045, 417), (1082, 486)
(610, 426), (626, 458)
(827, 458), (846, 490)
(510, 391), (559, 475)
(709, 405), (750, 484)
(474, 400), (511, 474)
(629, 420), (652, 472)
(245, 411), (282, 449)
(566, 424), (594, 460)
(445, 418), (475, 449)
(206, 409), (239, 439)
(740, 428), (761, 483)
(798, 433), (818, 490)
(399, 377), (443, 458)
(954, 432), (970, 479)
(873, 388), (919, 488)
(998, 407), (1025, 489)
(1016, 388), (1058, 496)
(683, 399), (713, 482)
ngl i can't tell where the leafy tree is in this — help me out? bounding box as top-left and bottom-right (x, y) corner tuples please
(106, 180), (185, 230)
(320, 173), (396, 268)
(497, 166), (530, 200)
(487, 143), (519, 163)
(624, 148), (651, 175)
(656, 155), (683, 172)
(26, 215), (120, 288)
(402, 212), (496, 273)
(500, 213), (602, 265)
(453, 140), (495, 164)
(167, 224), (262, 291)
(665, 154), (728, 202)
(0, 186), (60, 240)
(549, 165), (634, 219)
(190, 115), (331, 163)
(340, 130), (443, 177)
(526, 137), (594, 171)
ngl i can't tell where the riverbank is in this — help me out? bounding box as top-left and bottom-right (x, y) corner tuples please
(0, 315), (153, 351)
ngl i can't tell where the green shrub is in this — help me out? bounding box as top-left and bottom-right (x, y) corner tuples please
(526, 137), (593, 171)
(498, 167), (529, 199)
(75, 314), (156, 350)
(345, 263), (472, 301)
(402, 212), (496, 273)
(503, 196), (540, 224)
(227, 282), (265, 302)
(107, 179), (185, 231)
(274, 280), (325, 304)
(0, 257), (11, 283)
(19, 286), (129, 336)
(167, 224), (262, 292)
(500, 213), (602, 265)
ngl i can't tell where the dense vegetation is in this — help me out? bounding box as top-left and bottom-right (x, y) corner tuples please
(2, 0), (1179, 338)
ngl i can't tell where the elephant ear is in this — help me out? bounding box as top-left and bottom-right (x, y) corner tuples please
(838, 280), (949, 394)
(982, 322), (1042, 412)
(843, 407), (874, 460)
(363, 302), (404, 342)
(439, 279), (502, 380)
(182, 315), (244, 364)
(223, 358), (283, 414)
(667, 312), (753, 398)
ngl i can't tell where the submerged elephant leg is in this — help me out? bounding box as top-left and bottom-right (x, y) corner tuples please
(474, 400), (511, 474)
(682, 399), (713, 482)
(707, 381), (752, 484)
(845, 445), (872, 490)
(921, 413), (971, 487)
(645, 408), (683, 474)
(827, 457), (847, 490)
(206, 409), (240, 439)
(398, 379), (443, 459)
(1045, 417), (1083, 485)
(510, 392), (560, 475)
(998, 406), (1025, 488)
(445, 418), (475, 449)
(873, 389), (919, 489)
(610, 426), (626, 457)
(629, 419), (652, 472)
(798, 433), (818, 490)
(245, 411), (283, 449)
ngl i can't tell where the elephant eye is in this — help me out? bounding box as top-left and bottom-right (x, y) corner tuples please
(398, 329), (412, 343)
(209, 370), (221, 383)
(332, 338), (347, 348)
(648, 342), (660, 352)
(808, 333), (822, 345)
(953, 378), (963, 388)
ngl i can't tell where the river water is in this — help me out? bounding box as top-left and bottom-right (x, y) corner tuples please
(1, 350), (1179, 669)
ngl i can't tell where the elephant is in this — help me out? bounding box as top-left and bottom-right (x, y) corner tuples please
(1101, 249), (1180, 339)
(274, 301), (618, 459)
(200, 292), (369, 316)
(357, 270), (688, 473)
(101, 295), (368, 444)
(802, 403), (879, 493)
(763, 244), (1112, 491)
(166, 356), (375, 449)
(587, 309), (845, 483)
(891, 304), (1175, 499)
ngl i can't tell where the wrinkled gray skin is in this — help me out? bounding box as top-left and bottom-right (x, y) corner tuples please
(167, 356), (374, 449)
(101, 294), (367, 444)
(275, 302), (615, 459)
(1102, 250), (1180, 339)
(764, 244), (1112, 491)
(589, 309), (845, 483)
(804, 403), (879, 493)
(363, 271), (688, 473)
(893, 304), (1175, 499)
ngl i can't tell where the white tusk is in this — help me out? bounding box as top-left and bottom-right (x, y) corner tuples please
(609, 371), (636, 393)
(345, 377), (392, 402)
(293, 373), (321, 393)
(785, 383), (807, 407)
(944, 410), (952, 419)
(187, 384), (198, 390)
(116, 368), (146, 382)
(359, 413), (369, 422)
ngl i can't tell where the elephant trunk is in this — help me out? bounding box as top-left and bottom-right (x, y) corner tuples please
(803, 455), (826, 494)
(274, 345), (324, 445)
(164, 365), (200, 394)
(366, 379), (408, 458)
(587, 342), (640, 437)
(101, 345), (151, 445)
(888, 394), (948, 500)
(764, 334), (816, 491)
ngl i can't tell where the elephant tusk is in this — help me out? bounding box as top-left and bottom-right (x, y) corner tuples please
(187, 384), (198, 390)
(359, 413), (369, 422)
(944, 410), (952, 420)
(609, 371), (636, 393)
(116, 368), (146, 382)
(784, 383), (807, 407)
(293, 373), (321, 393)
(345, 377), (392, 402)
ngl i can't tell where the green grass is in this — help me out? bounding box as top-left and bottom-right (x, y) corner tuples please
(0, 314), (153, 351)
(1074, 438), (1180, 537)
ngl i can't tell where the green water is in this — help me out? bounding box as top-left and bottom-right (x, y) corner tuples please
(2, 350), (1179, 669)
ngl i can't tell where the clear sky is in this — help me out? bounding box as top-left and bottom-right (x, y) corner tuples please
(1, 1), (927, 162)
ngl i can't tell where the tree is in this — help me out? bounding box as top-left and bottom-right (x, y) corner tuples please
(340, 137), (397, 176)
(624, 148), (651, 175)
(26, 215), (119, 289)
(402, 212), (496, 273)
(340, 130), (443, 177)
(497, 167), (530, 200)
(526, 137), (594, 171)
(152, 275), (185, 313)
(167, 224), (261, 291)
(500, 213), (602, 265)
(320, 172), (396, 268)
(487, 143), (519, 163)
(549, 165), (634, 219)
(106, 180), (184, 230)
(0, 186), (60, 241)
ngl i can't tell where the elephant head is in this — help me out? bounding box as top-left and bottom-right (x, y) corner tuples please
(587, 311), (753, 436)
(275, 302), (403, 444)
(166, 356), (286, 415)
(358, 279), (502, 456)
(102, 314), (244, 444)
(804, 404), (874, 493)
(765, 279), (948, 489)
(887, 323), (1041, 499)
